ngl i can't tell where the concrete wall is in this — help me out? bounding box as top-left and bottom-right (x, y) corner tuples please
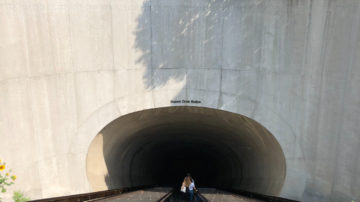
(0, 0), (359, 201)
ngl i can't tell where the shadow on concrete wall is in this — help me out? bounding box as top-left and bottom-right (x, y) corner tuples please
(135, 0), (232, 102)
(104, 0), (268, 190)
(105, 1), (231, 188)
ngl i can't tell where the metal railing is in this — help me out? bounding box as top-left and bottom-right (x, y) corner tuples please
(29, 185), (154, 202)
(216, 187), (300, 202)
(28, 186), (300, 202)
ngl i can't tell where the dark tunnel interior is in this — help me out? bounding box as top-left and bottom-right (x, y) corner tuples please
(86, 106), (286, 196)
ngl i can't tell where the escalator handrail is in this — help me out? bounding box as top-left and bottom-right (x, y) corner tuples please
(29, 185), (156, 202)
(215, 187), (300, 202)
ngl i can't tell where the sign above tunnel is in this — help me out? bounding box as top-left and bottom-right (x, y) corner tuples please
(170, 100), (202, 104)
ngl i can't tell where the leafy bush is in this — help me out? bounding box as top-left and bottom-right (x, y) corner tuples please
(12, 191), (30, 202)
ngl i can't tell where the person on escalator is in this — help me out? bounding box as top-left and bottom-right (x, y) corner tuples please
(188, 178), (197, 202)
(181, 173), (197, 201)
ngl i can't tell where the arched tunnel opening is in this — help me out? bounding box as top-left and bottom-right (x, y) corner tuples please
(87, 106), (286, 196)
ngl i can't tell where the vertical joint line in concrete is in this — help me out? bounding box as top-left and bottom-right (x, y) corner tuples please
(66, 0), (79, 130)
(149, 0), (155, 107)
(217, 7), (225, 108)
(109, 2), (118, 111)
(302, 0), (313, 76)
(110, 3), (116, 70)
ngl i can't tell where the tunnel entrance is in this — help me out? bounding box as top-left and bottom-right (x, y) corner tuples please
(86, 106), (286, 196)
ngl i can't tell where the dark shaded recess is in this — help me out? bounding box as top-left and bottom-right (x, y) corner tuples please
(87, 107), (286, 196)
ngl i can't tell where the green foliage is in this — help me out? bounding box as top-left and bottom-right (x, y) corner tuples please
(0, 160), (17, 202)
(12, 191), (30, 202)
(0, 160), (16, 194)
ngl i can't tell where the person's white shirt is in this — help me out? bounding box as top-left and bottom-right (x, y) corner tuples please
(189, 182), (195, 191)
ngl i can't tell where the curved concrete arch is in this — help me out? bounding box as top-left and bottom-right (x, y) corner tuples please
(86, 106), (286, 196)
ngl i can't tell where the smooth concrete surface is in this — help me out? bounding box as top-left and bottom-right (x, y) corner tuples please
(0, 0), (360, 201)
